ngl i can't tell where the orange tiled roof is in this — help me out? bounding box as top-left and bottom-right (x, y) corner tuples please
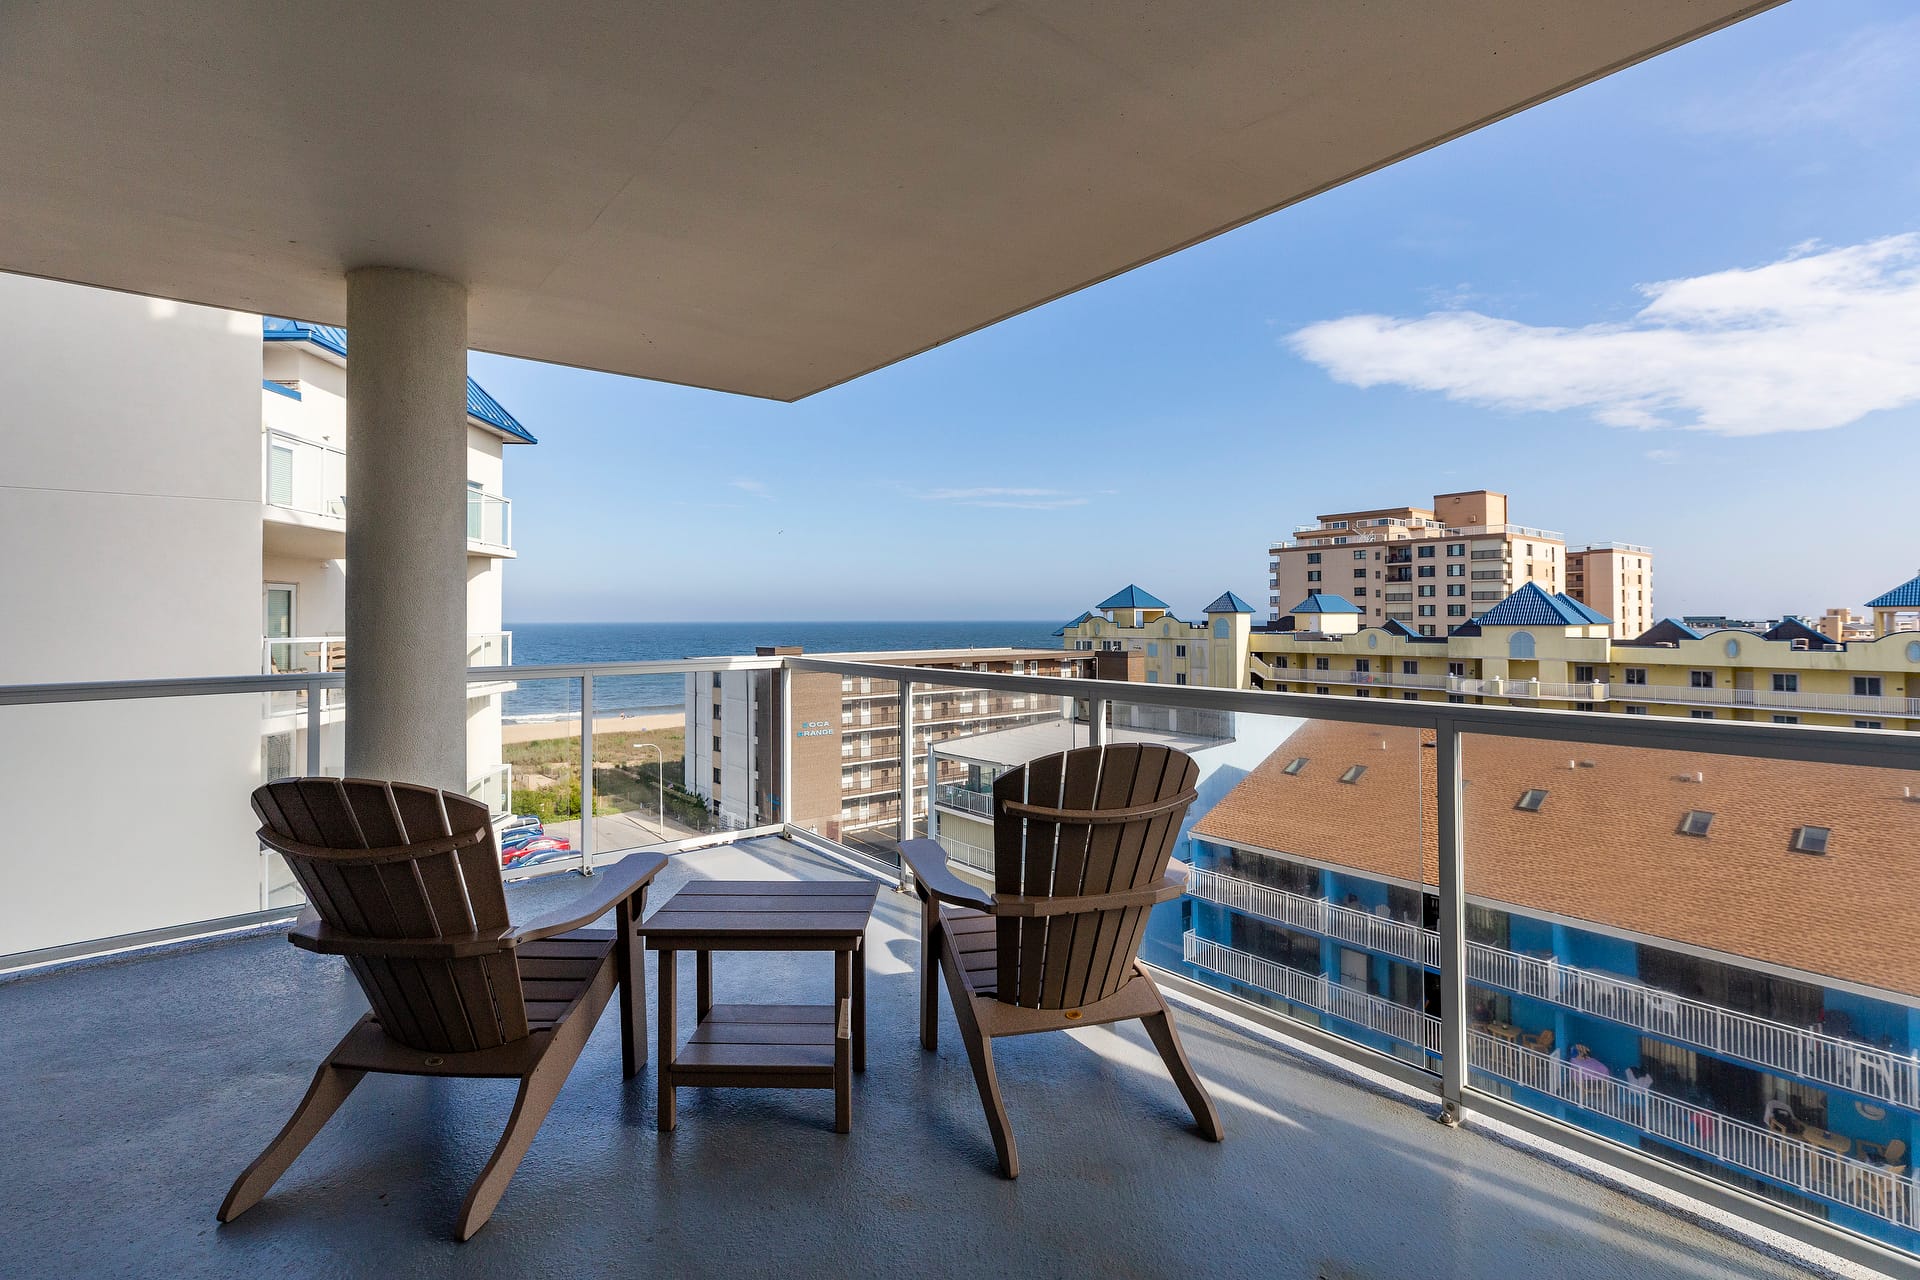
(1193, 722), (1920, 998)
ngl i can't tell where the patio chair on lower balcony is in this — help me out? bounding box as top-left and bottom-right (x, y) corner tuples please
(218, 778), (665, 1240)
(900, 743), (1224, 1177)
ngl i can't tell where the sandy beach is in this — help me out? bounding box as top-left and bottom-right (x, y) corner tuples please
(502, 712), (681, 744)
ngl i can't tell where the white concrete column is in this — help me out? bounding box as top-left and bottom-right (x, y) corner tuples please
(343, 267), (470, 792)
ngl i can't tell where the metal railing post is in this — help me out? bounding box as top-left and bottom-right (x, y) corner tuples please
(897, 679), (915, 852)
(1435, 718), (1468, 1125)
(305, 676), (324, 776)
(579, 673), (596, 876)
(778, 665), (795, 831)
(1090, 696), (1110, 748)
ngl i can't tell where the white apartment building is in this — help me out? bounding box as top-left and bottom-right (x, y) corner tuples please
(0, 275), (532, 953)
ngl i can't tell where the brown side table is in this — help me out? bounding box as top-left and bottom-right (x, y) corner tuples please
(644, 878), (880, 1134)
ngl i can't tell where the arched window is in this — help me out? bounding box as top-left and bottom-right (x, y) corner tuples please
(1508, 631), (1536, 660)
(1213, 618), (1228, 638)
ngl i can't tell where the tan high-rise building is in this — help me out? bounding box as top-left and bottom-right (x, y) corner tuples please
(1267, 490), (1573, 638)
(1565, 543), (1654, 640)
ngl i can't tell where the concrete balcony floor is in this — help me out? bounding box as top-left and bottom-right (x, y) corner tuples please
(0, 838), (1847, 1279)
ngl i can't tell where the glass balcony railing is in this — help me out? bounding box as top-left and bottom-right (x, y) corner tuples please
(3, 653), (1916, 1271)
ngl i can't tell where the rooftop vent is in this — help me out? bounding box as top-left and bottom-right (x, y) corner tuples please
(1789, 826), (1831, 856)
(1339, 765), (1367, 785)
(1678, 810), (1714, 837)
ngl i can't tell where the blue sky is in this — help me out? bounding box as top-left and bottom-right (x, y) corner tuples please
(477, 1), (1920, 626)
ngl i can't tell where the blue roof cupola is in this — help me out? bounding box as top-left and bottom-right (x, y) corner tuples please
(1203, 591), (1256, 615)
(1052, 611), (1096, 637)
(1288, 594), (1359, 615)
(1866, 573), (1920, 609)
(1098, 584), (1170, 612)
(262, 317), (537, 444)
(1474, 582), (1609, 627)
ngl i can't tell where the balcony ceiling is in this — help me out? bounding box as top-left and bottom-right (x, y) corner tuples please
(0, 1), (1776, 401)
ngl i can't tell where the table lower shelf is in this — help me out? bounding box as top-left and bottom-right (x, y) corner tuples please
(670, 1004), (839, 1084)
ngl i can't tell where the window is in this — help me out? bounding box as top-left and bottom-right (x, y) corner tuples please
(1316, 685), (1331, 694)
(1419, 626), (1436, 637)
(1314, 657), (1330, 670)
(1854, 676), (1883, 697)
(1417, 604), (1436, 617)
(1147, 642), (1158, 657)
(1353, 550), (1367, 560)
(1690, 709), (1714, 720)
(1307, 587), (1322, 597)
(1855, 720), (1885, 730)
(1275, 657), (1289, 669)
(1678, 810), (1714, 837)
(1338, 765), (1366, 784)
(1446, 564), (1464, 578)
(1446, 604), (1465, 617)
(1175, 673), (1187, 686)
(1624, 667), (1647, 686)
(1772, 673), (1798, 693)
(1282, 757), (1308, 775)
(1417, 584), (1435, 597)
(1402, 691), (1418, 700)
(1354, 658), (1371, 673)
(1508, 631), (1535, 660)
(1307, 570), (1322, 582)
(1175, 644), (1186, 658)
(1417, 545), (1435, 558)
(1402, 660), (1418, 675)
(1790, 826), (1830, 855)
(1447, 584), (1464, 597)
(1355, 688), (1372, 697)
(1447, 661), (1466, 677)
(1354, 568), (1367, 579)
(1772, 714), (1799, 724)
(1515, 789), (1548, 813)
(1306, 552), (1321, 564)
(1625, 705), (1647, 715)
(1354, 587), (1367, 597)
(1574, 665), (1595, 683)
(1689, 670), (1714, 689)
(712, 672), (723, 689)
(1417, 565), (1435, 578)
(1145, 671), (1159, 683)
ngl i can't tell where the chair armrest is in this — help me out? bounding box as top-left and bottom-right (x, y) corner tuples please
(899, 838), (992, 911)
(510, 852), (669, 945)
(288, 917), (514, 959)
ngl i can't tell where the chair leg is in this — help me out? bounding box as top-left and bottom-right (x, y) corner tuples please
(918, 893), (939, 1051)
(616, 891), (646, 1078)
(218, 1060), (366, 1223)
(939, 928), (1018, 1178)
(455, 1053), (570, 1241)
(1140, 980), (1224, 1143)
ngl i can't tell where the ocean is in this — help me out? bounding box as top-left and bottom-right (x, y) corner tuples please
(502, 620), (1061, 722)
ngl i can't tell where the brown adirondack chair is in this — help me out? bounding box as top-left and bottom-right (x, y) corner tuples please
(219, 778), (666, 1239)
(900, 742), (1223, 1177)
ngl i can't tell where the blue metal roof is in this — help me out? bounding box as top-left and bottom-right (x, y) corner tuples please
(1098, 584), (1170, 611)
(1202, 591), (1256, 615)
(1867, 573), (1920, 609)
(1474, 582), (1608, 627)
(1378, 619), (1419, 638)
(1288, 594), (1358, 614)
(1554, 592), (1612, 625)
(262, 317), (537, 444)
(1052, 610), (1096, 637)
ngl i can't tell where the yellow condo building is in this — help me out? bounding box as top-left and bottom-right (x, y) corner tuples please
(1056, 585), (1255, 689)
(1246, 575), (1920, 731)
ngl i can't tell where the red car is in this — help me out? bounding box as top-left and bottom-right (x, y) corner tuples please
(501, 834), (572, 869)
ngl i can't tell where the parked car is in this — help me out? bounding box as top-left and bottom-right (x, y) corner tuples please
(502, 835), (572, 870)
(497, 817), (545, 858)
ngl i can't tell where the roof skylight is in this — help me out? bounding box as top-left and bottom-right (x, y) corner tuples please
(1515, 789), (1548, 813)
(1678, 810), (1714, 837)
(1339, 765), (1366, 785)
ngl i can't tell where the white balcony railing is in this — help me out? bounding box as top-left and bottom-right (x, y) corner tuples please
(934, 783), (995, 818)
(467, 489), (513, 550)
(1457, 677), (1920, 719)
(264, 632), (512, 676)
(1185, 933), (1918, 1229)
(466, 763), (513, 817)
(1186, 868), (1920, 1110)
(262, 430), (346, 520)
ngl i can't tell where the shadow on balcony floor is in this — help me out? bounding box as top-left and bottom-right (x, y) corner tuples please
(0, 839), (1845, 1278)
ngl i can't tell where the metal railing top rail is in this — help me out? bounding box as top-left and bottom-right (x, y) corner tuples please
(781, 656), (1920, 771)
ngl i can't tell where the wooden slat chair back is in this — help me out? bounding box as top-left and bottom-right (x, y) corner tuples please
(990, 743), (1198, 1010)
(225, 776), (665, 1239)
(253, 777), (527, 1053)
(900, 743), (1221, 1177)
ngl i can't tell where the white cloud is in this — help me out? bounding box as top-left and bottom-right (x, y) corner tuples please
(920, 487), (1088, 510)
(729, 478), (770, 497)
(1679, 20), (1920, 139)
(1644, 449), (1679, 464)
(1287, 234), (1920, 437)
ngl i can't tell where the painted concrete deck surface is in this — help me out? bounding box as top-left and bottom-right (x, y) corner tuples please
(0, 839), (1852, 1279)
